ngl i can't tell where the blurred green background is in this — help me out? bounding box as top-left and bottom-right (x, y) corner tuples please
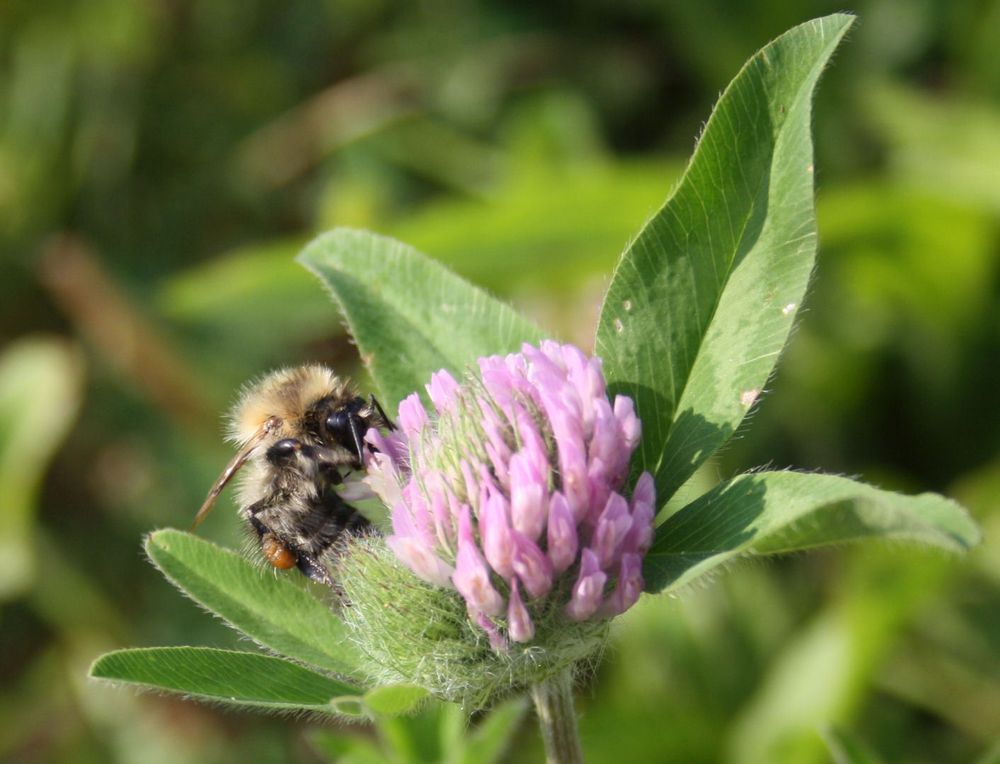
(2, 1), (999, 762)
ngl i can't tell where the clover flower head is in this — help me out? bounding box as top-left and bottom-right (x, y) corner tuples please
(365, 340), (655, 648)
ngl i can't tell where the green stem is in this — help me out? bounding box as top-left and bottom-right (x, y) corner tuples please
(531, 669), (583, 764)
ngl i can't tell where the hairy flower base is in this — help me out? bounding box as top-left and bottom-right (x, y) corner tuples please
(336, 537), (608, 710)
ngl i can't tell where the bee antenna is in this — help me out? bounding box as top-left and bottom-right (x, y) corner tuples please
(369, 394), (396, 430)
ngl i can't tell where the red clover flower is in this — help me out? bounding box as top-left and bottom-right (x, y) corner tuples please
(365, 341), (655, 649)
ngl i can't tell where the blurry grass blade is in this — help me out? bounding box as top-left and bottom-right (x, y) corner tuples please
(146, 529), (365, 678)
(388, 160), (681, 296)
(974, 739), (1000, 764)
(30, 529), (128, 639)
(362, 684), (428, 716)
(727, 606), (868, 764)
(439, 702), (467, 759)
(727, 550), (954, 763)
(0, 337), (83, 600)
(457, 696), (530, 764)
(310, 732), (387, 763)
(373, 117), (503, 196)
(645, 471), (979, 593)
(596, 15), (854, 501)
(233, 70), (419, 189)
(822, 726), (886, 764)
(298, 228), (545, 409)
(156, 238), (338, 384)
(38, 235), (210, 429)
(863, 82), (1000, 212)
(371, 701), (450, 761)
(90, 647), (360, 716)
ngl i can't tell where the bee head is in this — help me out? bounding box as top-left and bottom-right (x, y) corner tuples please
(228, 365), (351, 445)
(310, 395), (370, 460)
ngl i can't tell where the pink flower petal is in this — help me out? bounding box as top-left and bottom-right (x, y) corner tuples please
(426, 369), (460, 413)
(397, 393), (429, 439)
(386, 536), (455, 587)
(509, 450), (547, 541)
(479, 489), (514, 580)
(452, 506), (504, 616)
(511, 530), (553, 599)
(613, 395), (641, 451)
(546, 492), (578, 574)
(507, 578), (534, 643)
(605, 553), (643, 616)
(592, 493), (632, 570)
(566, 549), (607, 621)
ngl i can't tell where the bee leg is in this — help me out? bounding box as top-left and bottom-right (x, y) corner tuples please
(245, 505), (268, 537)
(296, 553), (333, 586)
(246, 502), (301, 571)
(316, 459), (345, 486)
(369, 394), (396, 430)
(250, 508), (331, 583)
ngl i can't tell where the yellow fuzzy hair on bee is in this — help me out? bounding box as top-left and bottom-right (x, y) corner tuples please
(227, 364), (353, 444)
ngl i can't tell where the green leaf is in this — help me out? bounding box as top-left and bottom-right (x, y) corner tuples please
(297, 228), (545, 410)
(455, 697), (529, 764)
(146, 529), (365, 679)
(0, 337), (83, 600)
(309, 730), (357, 760)
(644, 471), (980, 593)
(90, 647), (360, 715)
(362, 683), (429, 716)
(310, 732), (388, 764)
(330, 697), (368, 718)
(596, 15), (854, 501)
(372, 700), (453, 762)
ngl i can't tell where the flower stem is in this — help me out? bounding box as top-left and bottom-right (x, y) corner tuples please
(531, 669), (583, 764)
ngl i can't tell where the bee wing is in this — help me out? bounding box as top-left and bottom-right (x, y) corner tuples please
(190, 416), (281, 530)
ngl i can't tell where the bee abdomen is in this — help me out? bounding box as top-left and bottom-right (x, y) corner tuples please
(292, 502), (370, 584)
(299, 497), (370, 557)
(245, 487), (370, 584)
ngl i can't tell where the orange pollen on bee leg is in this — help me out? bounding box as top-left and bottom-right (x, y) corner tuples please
(261, 533), (297, 569)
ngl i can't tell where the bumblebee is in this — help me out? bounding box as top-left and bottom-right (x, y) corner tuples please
(192, 365), (394, 584)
